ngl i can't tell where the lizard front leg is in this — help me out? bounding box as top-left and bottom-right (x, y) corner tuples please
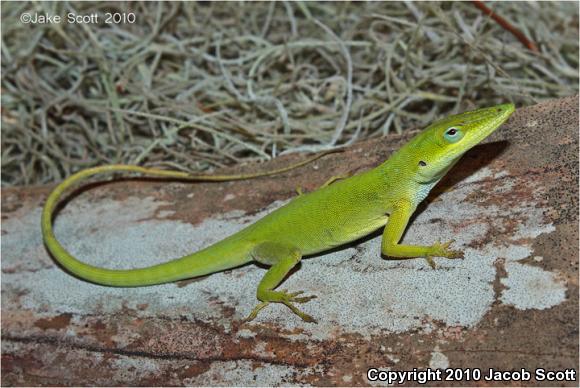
(381, 199), (464, 268)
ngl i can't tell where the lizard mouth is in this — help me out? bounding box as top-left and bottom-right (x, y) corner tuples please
(459, 104), (515, 149)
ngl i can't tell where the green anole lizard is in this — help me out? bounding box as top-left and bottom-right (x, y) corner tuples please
(42, 104), (514, 323)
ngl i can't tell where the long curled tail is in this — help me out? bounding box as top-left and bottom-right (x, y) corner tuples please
(41, 151), (338, 286)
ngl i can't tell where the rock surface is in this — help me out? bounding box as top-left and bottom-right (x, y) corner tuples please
(2, 96), (578, 386)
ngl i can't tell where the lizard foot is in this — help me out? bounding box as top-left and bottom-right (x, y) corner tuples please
(279, 290), (317, 322)
(433, 239), (464, 259)
(425, 240), (464, 269)
(245, 289), (317, 323)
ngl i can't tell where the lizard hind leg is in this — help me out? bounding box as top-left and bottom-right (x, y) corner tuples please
(245, 242), (317, 323)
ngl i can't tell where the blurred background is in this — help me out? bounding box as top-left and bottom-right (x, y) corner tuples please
(1, 1), (578, 187)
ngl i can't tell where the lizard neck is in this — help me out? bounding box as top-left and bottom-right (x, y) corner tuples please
(371, 149), (445, 209)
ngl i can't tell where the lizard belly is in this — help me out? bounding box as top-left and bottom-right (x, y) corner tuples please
(299, 213), (389, 255)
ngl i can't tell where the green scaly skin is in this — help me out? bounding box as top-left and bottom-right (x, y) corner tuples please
(42, 104), (515, 323)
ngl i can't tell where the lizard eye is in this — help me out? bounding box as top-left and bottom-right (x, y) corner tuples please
(444, 127), (464, 143)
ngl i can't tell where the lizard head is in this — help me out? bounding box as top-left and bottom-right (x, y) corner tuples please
(407, 103), (515, 184)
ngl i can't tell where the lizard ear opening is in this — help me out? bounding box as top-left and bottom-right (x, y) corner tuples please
(418, 160), (427, 167)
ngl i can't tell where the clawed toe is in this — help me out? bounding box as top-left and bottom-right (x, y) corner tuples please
(293, 295), (317, 303)
(283, 301), (317, 323)
(284, 290), (316, 304)
(425, 256), (437, 269)
(243, 301), (269, 323)
(450, 250), (465, 259)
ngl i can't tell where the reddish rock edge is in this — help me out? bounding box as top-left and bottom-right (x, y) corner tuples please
(1, 96), (578, 386)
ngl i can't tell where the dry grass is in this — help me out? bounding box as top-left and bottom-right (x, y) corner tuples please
(1, 1), (578, 186)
